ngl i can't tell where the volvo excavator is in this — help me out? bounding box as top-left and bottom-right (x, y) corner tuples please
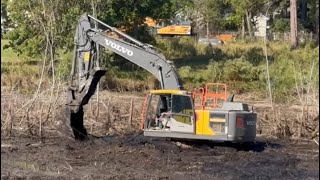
(66, 13), (257, 142)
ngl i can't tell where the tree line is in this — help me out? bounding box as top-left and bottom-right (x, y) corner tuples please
(1, 0), (318, 59)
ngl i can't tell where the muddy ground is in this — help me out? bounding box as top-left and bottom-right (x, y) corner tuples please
(1, 133), (319, 180)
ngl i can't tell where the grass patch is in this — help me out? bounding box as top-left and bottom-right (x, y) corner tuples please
(1, 37), (318, 103)
(1, 39), (22, 62)
(156, 37), (319, 102)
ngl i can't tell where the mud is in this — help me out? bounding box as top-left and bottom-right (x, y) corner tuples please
(1, 134), (319, 180)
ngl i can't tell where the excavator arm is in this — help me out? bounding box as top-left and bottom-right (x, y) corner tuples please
(66, 13), (183, 140)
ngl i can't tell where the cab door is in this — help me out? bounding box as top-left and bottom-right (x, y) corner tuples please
(169, 94), (195, 133)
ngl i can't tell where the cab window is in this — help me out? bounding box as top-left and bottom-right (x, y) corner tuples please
(171, 95), (193, 125)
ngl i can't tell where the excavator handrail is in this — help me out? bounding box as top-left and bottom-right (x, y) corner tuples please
(204, 83), (227, 109)
(192, 83), (228, 110)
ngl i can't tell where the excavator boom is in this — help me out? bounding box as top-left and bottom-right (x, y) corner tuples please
(65, 13), (257, 143)
(66, 14), (183, 139)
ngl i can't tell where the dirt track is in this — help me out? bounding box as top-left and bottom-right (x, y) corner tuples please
(1, 134), (319, 180)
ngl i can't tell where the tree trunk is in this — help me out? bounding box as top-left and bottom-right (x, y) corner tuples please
(316, 1), (319, 44)
(290, 0), (298, 49)
(91, 0), (97, 27)
(245, 10), (253, 37)
(1, 4), (9, 32)
(241, 17), (245, 38)
(206, 21), (209, 39)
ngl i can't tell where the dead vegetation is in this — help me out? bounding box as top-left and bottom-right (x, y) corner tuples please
(1, 86), (145, 139)
(255, 104), (319, 140)
(1, 86), (319, 144)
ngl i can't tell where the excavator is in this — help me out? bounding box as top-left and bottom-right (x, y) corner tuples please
(65, 13), (257, 143)
(156, 19), (193, 37)
(144, 15), (194, 37)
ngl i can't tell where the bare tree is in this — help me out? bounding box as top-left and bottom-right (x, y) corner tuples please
(290, 0), (298, 49)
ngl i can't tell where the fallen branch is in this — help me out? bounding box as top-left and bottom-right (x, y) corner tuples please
(1, 144), (16, 148)
(313, 138), (319, 146)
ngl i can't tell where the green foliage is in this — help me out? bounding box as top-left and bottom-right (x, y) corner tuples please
(2, 0), (319, 101)
(156, 37), (197, 59)
(223, 57), (259, 81)
(194, 0), (224, 22)
(272, 18), (290, 33)
(1, 0), (11, 33)
(178, 66), (206, 89)
(3, 0), (178, 82)
(225, 0), (261, 22)
(173, 40), (318, 103)
(263, 44), (319, 102)
(55, 50), (72, 80)
(224, 15), (242, 30)
(272, 18), (307, 33)
(204, 61), (224, 82)
(243, 47), (264, 65)
(1, 39), (21, 61)
(4, 0), (174, 54)
(189, 0), (231, 33)
(96, 0), (175, 38)
(178, 66), (192, 79)
(3, 0), (86, 57)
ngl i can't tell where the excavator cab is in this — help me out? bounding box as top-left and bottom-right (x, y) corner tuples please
(143, 90), (195, 134)
(143, 84), (257, 142)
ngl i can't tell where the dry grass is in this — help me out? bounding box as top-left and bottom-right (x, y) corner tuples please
(1, 87), (146, 139)
(254, 102), (319, 139)
(1, 86), (318, 140)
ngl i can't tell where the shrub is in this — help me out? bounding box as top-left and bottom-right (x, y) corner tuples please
(204, 61), (224, 82)
(156, 37), (197, 59)
(223, 57), (260, 82)
(56, 51), (73, 80)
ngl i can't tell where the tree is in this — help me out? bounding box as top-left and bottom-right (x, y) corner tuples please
(227, 0), (268, 38)
(95, 0), (176, 40)
(187, 0), (226, 37)
(166, 0), (229, 37)
(4, 0), (89, 58)
(309, 0), (319, 44)
(4, 0), (175, 59)
(290, 0), (298, 48)
(1, 0), (10, 35)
